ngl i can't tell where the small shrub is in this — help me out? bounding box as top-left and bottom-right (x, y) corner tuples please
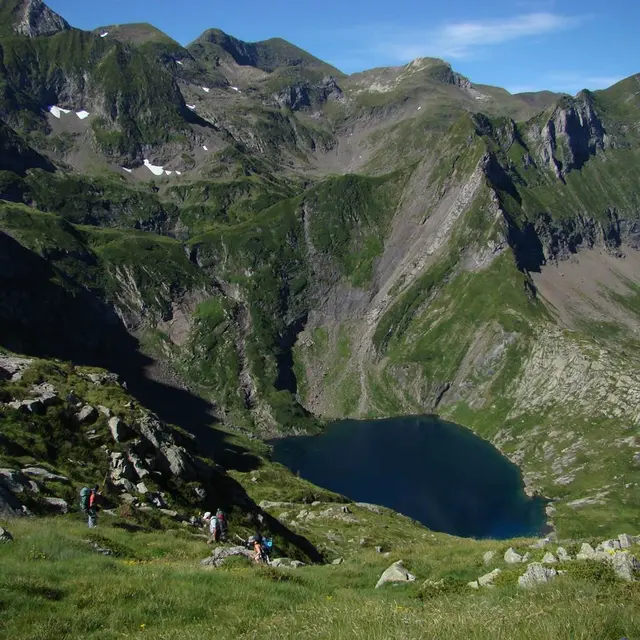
(417, 576), (467, 600)
(570, 560), (617, 585)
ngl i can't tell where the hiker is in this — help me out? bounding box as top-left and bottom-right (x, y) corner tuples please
(204, 511), (223, 545)
(80, 485), (100, 528)
(215, 508), (228, 542)
(247, 533), (272, 564)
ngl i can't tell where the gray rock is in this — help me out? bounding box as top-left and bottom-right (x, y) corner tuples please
(311, 501), (321, 506)
(478, 568), (502, 587)
(29, 383), (59, 407)
(619, 533), (634, 549)
(375, 560), (416, 589)
(331, 558), (343, 565)
(0, 482), (26, 516)
(467, 580), (479, 589)
(21, 467), (69, 483)
(127, 453), (150, 479)
(13, 0), (70, 37)
(542, 552), (558, 564)
(76, 405), (97, 424)
(504, 548), (524, 564)
(0, 469), (32, 494)
(109, 417), (134, 443)
(529, 538), (550, 549)
(259, 500), (296, 510)
(518, 563), (558, 588)
(97, 405), (112, 418)
(375, 546), (383, 554)
(43, 497), (68, 513)
(611, 551), (640, 581)
(85, 372), (119, 386)
(158, 509), (179, 519)
(0, 526), (14, 542)
(290, 560), (306, 568)
(596, 539), (621, 552)
(0, 356), (32, 381)
(483, 550), (496, 565)
(136, 482), (149, 494)
(110, 453), (137, 481)
(576, 543), (597, 560)
(157, 444), (196, 479)
(201, 546), (254, 568)
(556, 547), (572, 562)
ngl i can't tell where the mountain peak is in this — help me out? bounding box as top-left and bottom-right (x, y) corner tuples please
(3, 0), (70, 37)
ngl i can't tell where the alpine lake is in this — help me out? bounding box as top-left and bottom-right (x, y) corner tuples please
(271, 415), (547, 539)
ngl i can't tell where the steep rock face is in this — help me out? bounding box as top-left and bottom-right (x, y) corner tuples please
(12, 0), (69, 38)
(529, 95), (608, 178)
(271, 76), (345, 111)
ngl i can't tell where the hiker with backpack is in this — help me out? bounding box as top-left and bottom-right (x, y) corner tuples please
(247, 532), (273, 564)
(80, 485), (100, 528)
(203, 509), (228, 544)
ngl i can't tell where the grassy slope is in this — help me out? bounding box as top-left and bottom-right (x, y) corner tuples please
(1, 515), (639, 639)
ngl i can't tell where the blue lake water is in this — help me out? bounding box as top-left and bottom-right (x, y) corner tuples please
(272, 415), (547, 539)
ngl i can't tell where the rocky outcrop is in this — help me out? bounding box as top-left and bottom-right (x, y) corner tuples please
(375, 560), (416, 588)
(12, 0), (70, 38)
(271, 76), (345, 111)
(529, 95), (608, 180)
(518, 563), (558, 588)
(0, 356), (33, 381)
(201, 545), (254, 568)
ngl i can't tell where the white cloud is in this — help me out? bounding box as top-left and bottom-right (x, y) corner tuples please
(507, 73), (623, 95)
(333, 12), (583, 66)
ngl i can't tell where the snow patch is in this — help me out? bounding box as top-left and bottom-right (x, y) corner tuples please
(143, 159), (165, 176)
(175, 171), (182, 176)
(417, 106), (422, 110)
(202, 87), (210, 93)
(203, 145), (208, 151)
(100, 32), (109, 38)
(186, 104), (196, 110)
(176, 60), (183, 66)
(165, 170), (173, 176)
(49, 105), (71, 119)
(121, 167), (132, 174)
(76, 110), (90, 120)
(230, 86), (240, 92)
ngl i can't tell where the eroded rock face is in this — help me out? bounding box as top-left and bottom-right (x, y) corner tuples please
(13, 0), (70, 38)
(611, 551), (640, 581)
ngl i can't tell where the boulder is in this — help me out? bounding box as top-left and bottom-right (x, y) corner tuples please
(271, 558), (306, 568)
(21, 467), (69, 483)
(556, 547), (572, 562)
(110, 453), (137, 481)
(504, 548), (524, 564)
(331, 558), (344, 565)
(109, 417), (134, 443)
(375, 546), (383, 554)
(375, 560), (416, 589)
(529, 538), (550, 550)
(576, 543), (597, 560)
(467, 580), (479, 589)
(201, 546), (254, 568)
(0, 526), (13, 542)
(0, 482), (26, 516)
(483, 550), (496, 565)
(136, 482), (149, 494)
(611, 551), (640, 581)
(0, 468), (32, 494)
(85, 372), (119, 386)
(596, 539), (621, 552)
(0, 356), (32, 380)
(478, 568), (502, 587)
(542, 552), (558, 564)
(355, 502), (383, 514)
(127, 452), (150, 479)
(97, 405), (112, 418)
(157, 444), (197, 480)
(619, 534), (634, 549)
(76, 405), (97, 424)
(43, 497), (68, 513)
(518, 563), (558, 588)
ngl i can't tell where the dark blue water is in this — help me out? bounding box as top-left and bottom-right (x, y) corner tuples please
(272, 415), (547, 539)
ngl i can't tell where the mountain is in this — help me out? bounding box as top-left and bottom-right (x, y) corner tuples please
(0, 0), (639, 545)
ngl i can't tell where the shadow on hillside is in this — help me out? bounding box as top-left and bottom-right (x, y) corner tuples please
(0, 232), (259, 472)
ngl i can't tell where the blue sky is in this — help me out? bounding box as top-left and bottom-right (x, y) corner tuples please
(47, 0), (638, 94)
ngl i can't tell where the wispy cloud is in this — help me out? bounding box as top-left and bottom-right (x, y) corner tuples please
(332, 12), (584, 68)
(507, 73), (623, 95)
